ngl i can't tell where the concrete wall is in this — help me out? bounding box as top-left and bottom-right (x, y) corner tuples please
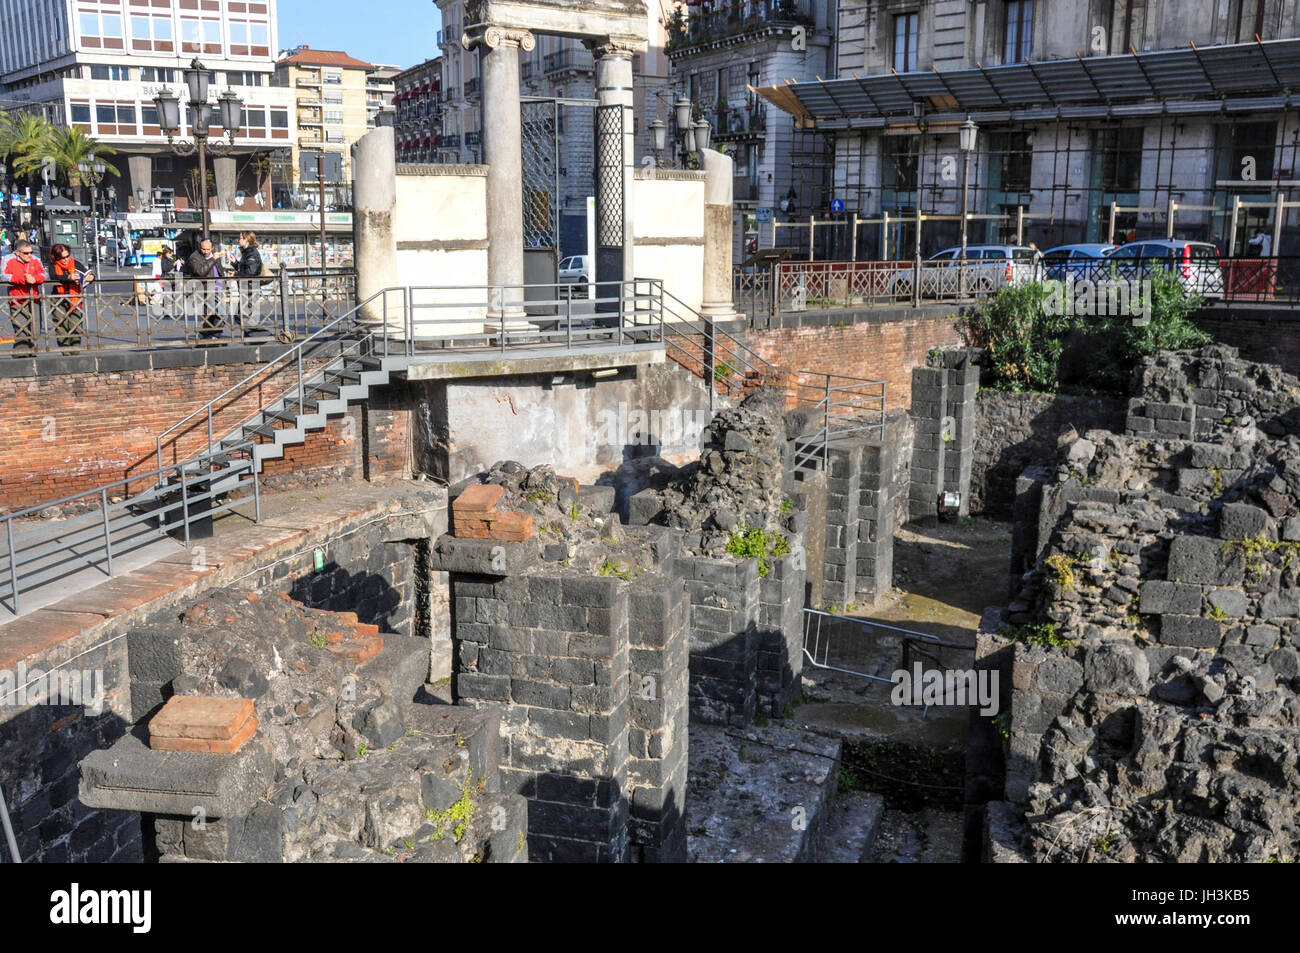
(633, 170), (706, 314)
(392, 164), (490, 335)
(424, 361), (713, 486)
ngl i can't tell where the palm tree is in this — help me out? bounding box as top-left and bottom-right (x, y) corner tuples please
(0, 113), (53, 187)
(41, 126), (120, 189)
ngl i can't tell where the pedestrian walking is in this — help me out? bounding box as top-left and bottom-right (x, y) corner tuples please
(48, 242), (93, 350)
(4, 240), (46, 353)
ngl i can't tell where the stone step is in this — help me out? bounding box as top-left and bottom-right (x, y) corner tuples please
(814, 790), (885, 863)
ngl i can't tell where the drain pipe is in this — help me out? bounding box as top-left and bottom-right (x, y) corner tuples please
(0, 784), (21, 863)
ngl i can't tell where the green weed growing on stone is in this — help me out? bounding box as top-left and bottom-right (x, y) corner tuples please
(569, 500), (580, 521)
(725, 524), (790, 578)
(993, 711), (1011, 741)
(1044, 553), (1078, 590)
(598, 558), (634, 580)
(780, 498), (794, 515)
(309, 630), (327, 648)
(1207, 604), (1228, 622)
(838, 767), (860, 792)
(426, 767), (475, 843)
(356, 742), (369, 758)
(525, 491), (553, 507)
(998, 622), (1076, 649)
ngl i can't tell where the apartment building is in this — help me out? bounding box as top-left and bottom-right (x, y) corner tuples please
(757, 0), (1300, 258)
(367, 64), (400, 129)
(0, 0), (291, 215)
(393, 57), (441, 164)
(273, 46), (374, 209)
(664, 0), (834, 257)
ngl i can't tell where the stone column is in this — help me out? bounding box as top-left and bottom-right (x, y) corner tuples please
(590, 38), (642, 304)
(213, 155), (237, 211)
(700, 148), (737, 322)
(464, 25), (534, 323)
(351, 126), (398, 326)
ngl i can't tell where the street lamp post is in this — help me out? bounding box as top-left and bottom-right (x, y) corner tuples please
(958, 117), (978, 296)
(153, 59), (243, 240)
(649, 96), (709, 170)
(77, 155), (107, 269)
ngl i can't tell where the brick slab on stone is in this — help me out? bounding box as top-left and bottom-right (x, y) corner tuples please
(490, 511), (535, 542)
(151, 712), (259, 754)
(327, 633), (384, 664)
(454, 484), (504, 515)
(149, 696), (255, 741)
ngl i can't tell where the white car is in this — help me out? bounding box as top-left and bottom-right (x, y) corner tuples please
(558, 254), (591, 297)
(887, 245), (1040, 299)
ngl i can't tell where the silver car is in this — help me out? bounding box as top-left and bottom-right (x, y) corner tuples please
(1104, 240), (1224, 300)
(888, 244), (1039, 299)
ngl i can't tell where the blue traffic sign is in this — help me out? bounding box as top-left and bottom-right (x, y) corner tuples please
(755, 207), (772, 223)
(830, 198), (845, 213)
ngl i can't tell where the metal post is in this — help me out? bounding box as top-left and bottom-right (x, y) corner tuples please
(296, 348), (304, 411)
(566, 282), (572, 349)
(252, 457), (261, 523)
(1228, 195), (1241, 255)
(960, 148), (971, 297)
(317, 152), (327, 273)
(1107, 201), (1118, 244)
(404, 284), (412, 357)
(6, 520), (19, 615)
(881, 211), (890, 260)
(808, 215), (816, 261)
(206, 405), (213, 455)
(180, 467), (191, 548)
(1273, 192), (1285, 257)
(278, 264), (290, 340)
(913, 205), (923, 308)
(198, 135), (211, 239)
(1166, 196), (1176, 239)
(1016, 206), (1025, 246)
(850, 212), (859, 262)
(100, 488), (113, 576)
(822, 374), (830, 470)
(156, 436), (164, 487)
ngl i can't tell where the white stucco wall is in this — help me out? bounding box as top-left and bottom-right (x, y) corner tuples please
(632, 171), (706, 315)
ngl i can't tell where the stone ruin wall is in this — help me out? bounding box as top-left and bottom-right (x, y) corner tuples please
(974, 345), (1300, 863)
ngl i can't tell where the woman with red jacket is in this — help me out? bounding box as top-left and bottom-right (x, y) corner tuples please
(48, 242), (94, 350)
(4, 240), (46, 354)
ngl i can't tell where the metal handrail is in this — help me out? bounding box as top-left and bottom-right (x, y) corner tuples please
(154, 287), (387, 478)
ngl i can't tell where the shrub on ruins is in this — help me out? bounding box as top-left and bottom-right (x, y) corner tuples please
(965, 282), (1071, 393)
(970, 269), (1209, 395)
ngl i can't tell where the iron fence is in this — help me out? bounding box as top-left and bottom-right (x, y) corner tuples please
(1, 269), (357, 354)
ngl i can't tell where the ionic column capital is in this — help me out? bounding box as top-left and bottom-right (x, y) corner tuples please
(585, 35), (645, 60)
(462, 24), (536, 52)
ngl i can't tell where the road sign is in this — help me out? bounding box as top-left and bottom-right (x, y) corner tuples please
(830, 198), (845, 213)
(755, 207), (772, 223)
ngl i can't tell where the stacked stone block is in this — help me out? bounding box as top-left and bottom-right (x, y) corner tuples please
(940, 350), (979, 517)
(909, 365), (948, 522)
(681, 554), (761, 727)
(1125, 398), (1199, 439)
(823, 443), (862, 606)
(855, 436), (898, 605)
(757, 553), (806, 718)
(626, 579), (691, 862)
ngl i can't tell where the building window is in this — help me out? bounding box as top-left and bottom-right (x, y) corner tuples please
(79, 12), (122, 38)
(70, 103), (91, 124)
(325, 110), (343, 124)
(326, 131), (345, 143)
(324, 71), (343, 85)
(894, 12), (918, 72)
(226, 71), (264, 87)
(270, 109), (289, 129)
(1098, 127), (1143, 192)
(1231, 0), (1266, 43)
(130, 14), (173, 51)
(89, 65), (131, 81)
(140, 67), (175, 83)
(1004, 1), (1033, 62)
(883, 135), (920, 193)
(993, 131), (1033, 192)
(324, 91), (343, 104)
(153, 157), (173, 173)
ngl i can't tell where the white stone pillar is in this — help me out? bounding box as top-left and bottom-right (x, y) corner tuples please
(700, 148), (738, 322)
(465, 25), (534, 323)
(352, 126), (398, 326)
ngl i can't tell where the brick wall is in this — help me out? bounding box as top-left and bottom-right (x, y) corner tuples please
(746, 315), (968, 411)
(1193, 307), (1300, 377)
(0, 359), (414, 511)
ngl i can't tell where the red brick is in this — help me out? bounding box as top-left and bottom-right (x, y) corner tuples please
(151, 712), (258, 754)
(452, 483), (504, 515)
(327, 634), (383, 664)
(488, 510), (534, 542)
(149, 696), (255, 741)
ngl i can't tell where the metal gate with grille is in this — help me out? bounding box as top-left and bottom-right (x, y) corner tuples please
(521, 98), (560, 252)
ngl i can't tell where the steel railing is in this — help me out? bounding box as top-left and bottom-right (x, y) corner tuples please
(0, 439), (261, 614)
(786, 373), (887, 473)
(0, 268), (357, 354)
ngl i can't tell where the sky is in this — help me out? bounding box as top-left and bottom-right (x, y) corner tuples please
(276, 0), (442, 69)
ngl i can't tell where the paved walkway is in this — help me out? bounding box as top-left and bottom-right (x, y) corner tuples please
(0, 479), (444, 671)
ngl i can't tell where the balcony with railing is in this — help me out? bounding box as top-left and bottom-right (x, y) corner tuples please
(544, 48), (594, 75)
(666, 0), (814, 55)
(710, 102), (768, 141)
(463, 76), (481, 96)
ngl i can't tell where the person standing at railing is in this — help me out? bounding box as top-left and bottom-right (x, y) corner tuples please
(4, 241), (45, 354)
(1246, 228), (1272, 258)
(228, 231), (265, 335)
(48, 243), (93, 351)
(187, 237), (224, 340)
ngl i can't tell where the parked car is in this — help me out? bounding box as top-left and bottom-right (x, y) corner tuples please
(1040, 243), (1118, 281)
(887, 244), (1039, 299)
(558, 254), (591, 297)
(1105, 240), (1224, 299)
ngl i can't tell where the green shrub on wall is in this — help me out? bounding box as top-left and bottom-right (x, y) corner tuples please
(968, 269), (1210, 395)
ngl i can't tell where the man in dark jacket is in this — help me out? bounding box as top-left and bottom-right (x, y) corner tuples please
(187, 237), (223, 339)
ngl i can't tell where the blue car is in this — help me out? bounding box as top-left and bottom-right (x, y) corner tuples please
(1041, 243), (1118, 281)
